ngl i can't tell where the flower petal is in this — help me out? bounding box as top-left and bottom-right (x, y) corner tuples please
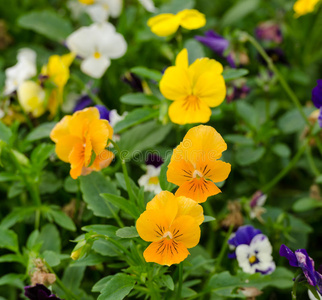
(81, 56), (110, 78)
(146, 190), (176, 210)
(167, 156), (195, 186)
(177, 9), (206, 30)
(50, 115), (72, 143)
(168, 98), (212, 125)
(175, 178), (221, 203)
(147, 14), (180, 37)
(88, 119), (112, 154)
(66, 27), (95, 58)
(55, 135), (82, 162)
(143, 239), (189, 266)
(175, 48), (189, 69)
(176, 196), (204, 225)
(202, 160), (231, 183)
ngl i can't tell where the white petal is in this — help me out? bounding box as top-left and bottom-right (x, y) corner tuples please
(105, 0), (122, 17)
(86, 4), (109, 23)
(308, 290), (322, 300)
(81, 56), (110, 78)
(250, 234), (272, 255)
(98, 31), (127, 59)
(109, 109), (126, 127)
(138, 0), (156, 12)
(146, 165), (161, 177)
(17, 48), (36, 63)
(66, 27), (95, 58)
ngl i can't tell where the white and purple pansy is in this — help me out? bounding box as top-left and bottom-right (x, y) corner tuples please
(280, 244), (322, 296)
(228, 225), (275, 275)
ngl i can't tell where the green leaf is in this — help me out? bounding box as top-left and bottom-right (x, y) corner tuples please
(115, 172), (140, 195)
(26, 122), (56, 141)
(82, 225), (118, 238)
(38, 224), (61, 253)
(0, 254), (23, 264)
(97, 273), (136, 300)
(159, 152), (177, 192)
(39, 171), (63, 194)
(292, 197), (322, 212)
(277, 108), (313, 134)
(120, 93), (160, 106)
(203, 216), (216, 223)
(209, 268), (293, 298)
(92, 276), (113, 292)
(236, 101), (257, 128)
(101, 193), (140, 219)
(160, 275), (174, 291)
(48, 207), (76, 231)
(235, 146), (265, 166)
(160, 0), (195, 14)
(62, 265), (86, 292)
(0, 172), (20, 182)
(17, 10), (73, 42)
(272, 143), (291, 158)
(43, 250), (61, 267)
(63, 176), (79, 193)
(0, 228), (18, 252)
(184, 39), (205, 64)
(222, 69), (249, 81)
(0, 206), (36, 229)
(221, 0), (260, 27)
(224, 134), (254, 146)
(116, 226), (139, 238)
(130, 66), (162, 82)
(30, 144), (55, 169)
(114, 108), (158, 133)
(0, 122), (12, 143)
(79, 172), (119, 218)
(0, 274), (24, 289)
(118, 121), (172, 160)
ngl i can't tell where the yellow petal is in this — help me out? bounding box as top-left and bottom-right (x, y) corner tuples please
(177, 9), (206, 30)
(136, 204), (178, 242)
(61, 52), (75, 68)
(202, 160), (231, 183)
(181, 125), (227, 162)
(69, 107), (100, 139)
(170, 215), (200, 248)
(175, 178), (221, 203)
(84, 135), (93, 167)
(176, 196), (204, 225)
(146, 191), (176, 211)
(167, 155), (194, 186)
(88, 119), (112, 154)
(160, 66), (191, 101)
(147, 14), (180, 37)
(168, 97), (212, 125)
(189, 58), (223, 83)
(55, 135), (82, 162)
(46, 55), (69, 88)
(175, 48), (189, 69)
(87, 149), (114, 172)
(69, 143), (85, 179)
(143, 239), (189, 266)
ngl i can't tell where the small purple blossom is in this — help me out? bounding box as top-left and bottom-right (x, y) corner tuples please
(228, 225), (262, 248)
(250, 191), (267, 209)
(95, 105), (110, 121)
(280, 245), (322, 294)
(312, 80), (322, 109)
(195, 30), (236, 68)
(226, 84), (250, 103)
(145, 153), (163, 168)
(121, 72), (144, 92)
(24, 284), (62, 300)
(73, 95), (94, 112)
(255, 22), (282, 44)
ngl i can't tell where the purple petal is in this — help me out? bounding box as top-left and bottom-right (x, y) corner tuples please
(24, 284), (62, 300)
(279, 244), (298, 267)
(312, 80), (322, 109)
(318, 107), (322, 128)
(228, 225), (262, 247)
(95, 105), (110, 121)
(73, 95), (93, 112)
(145, 153), (163, 168)
(295, 249), (317, 286)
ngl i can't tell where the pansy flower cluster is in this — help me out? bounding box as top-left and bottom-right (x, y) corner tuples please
(228, 225), (276, 275)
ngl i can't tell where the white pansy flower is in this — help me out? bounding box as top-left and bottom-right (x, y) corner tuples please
(138, 165), (162, 194)
(138, 0), (156, 12)
(236, 234), (276, 275)
(66, 22), (127, 79)
(85, 0), (122, 23)
(4, 48), (37, 95)
(109, 109), (126, 127)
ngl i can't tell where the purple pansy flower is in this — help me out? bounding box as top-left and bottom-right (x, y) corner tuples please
(145, 153), (163, 168)
(228, 225), (262, 250)
(255, 22), (282, 44)
(195, 30), (236, 68)
(280, 245), (322, 294)
(312, 80), (322, 128)
(24, 284), (62, 300)
(73, 95), (94, 112)
(95, 105), (110, 121)
(226, 84), (251, 103)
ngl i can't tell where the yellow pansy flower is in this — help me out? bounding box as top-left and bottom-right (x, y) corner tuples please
(17, 81), (46, 117)
(160, 49), (226, 125)
(147, 9), (206, 37)
(41, 53), (75, 116)
(50, 107), (114, 179)
(136, 191), (203, 266)
(293, 0), (320, 17)
(167, 125), (231, 203)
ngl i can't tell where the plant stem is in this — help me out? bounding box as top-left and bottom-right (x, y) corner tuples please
(306, 146), (320, 177)
(262, 139), (309, 193)
(214, 224), (234, 272)
(176, 263), (183, 300)
(45, 263), (79, 300)
(108, 139), (136, 202)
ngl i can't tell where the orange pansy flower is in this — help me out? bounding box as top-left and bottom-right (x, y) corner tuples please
(136, 191), (203, 266)
(50, 107), (114, 179)
(167, 125), (231, 203)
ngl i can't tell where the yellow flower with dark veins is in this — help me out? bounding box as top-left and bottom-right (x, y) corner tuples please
(147, 9), (206, 37)
(160, 49), (226, 125)
(293, 0), (320, 17)
(167, 125), (231, 203)
(50, 107), (114, 179)
(41, 53), (75, 116)
(136, 191), (204, 266)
